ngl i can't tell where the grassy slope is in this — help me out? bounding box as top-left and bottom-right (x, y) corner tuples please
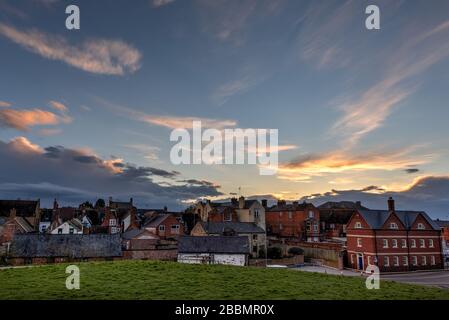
(0, 260), (448, 300)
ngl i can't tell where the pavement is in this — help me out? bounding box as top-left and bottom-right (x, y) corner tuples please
(293, 265), (449, 289)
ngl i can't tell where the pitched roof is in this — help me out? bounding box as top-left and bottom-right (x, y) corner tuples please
(144, 214), (171, 227)
(357, 210), (440, 230)
(200, 221), (265, 234)
(14, 217), (34, 233)
(9, 234), (122, 258)
(0, 200), (39, 217)
(435, 220), (449, 228)
(178, 236), (250, 254)
(267, 202), (313, 212)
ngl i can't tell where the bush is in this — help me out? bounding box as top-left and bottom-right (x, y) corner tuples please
(288, 247), (304, 256)
(267, 247), (283, 259)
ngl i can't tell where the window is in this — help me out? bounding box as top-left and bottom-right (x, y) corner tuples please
(401, 239), (407, 248)
(109, 219), (116, 226)
(351, 254), (354, 264)
(431, 256), (436, 265)
(402, 256), (408, 266)
(279, 212), (283, 217)
(330, 223), (335, 229)
(313, 224), (318, 232)
(393, 256), (399, 266)
(383, 239), (389, 248)
(254, 209), (260, 218)
(354, 222), (362, 229)
(252, 246), (257, 253)
(224, 212), (232, 222)
(367, 256), (371, 265)
(159, 225), (165, 232)
(288, 211), (292, 219)
(417, 223), (425, 230)
(419, 239), (425, 248)
(410, 239), (416, 248)
(412, 256), (418, 266)
(308, 210), (314, 218)
(252, 234), (257, 240)
(58, 228), (63, 234)
(389, 223), (398, 229)
(421, 256), (427, 265)
(69, 228), (74, 235)
(429, 239), (434, 248)
(279, 224), (283, 230)
(392, 239), (398, 248)
(357, 238), (362, 248)
(384, 256), (389, 267)
(171, 225), (180, 234)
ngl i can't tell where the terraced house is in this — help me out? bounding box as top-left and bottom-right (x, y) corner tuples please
(346, 197), (444, 272)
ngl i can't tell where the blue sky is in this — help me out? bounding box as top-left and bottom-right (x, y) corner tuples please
(1, 0), (449, 217)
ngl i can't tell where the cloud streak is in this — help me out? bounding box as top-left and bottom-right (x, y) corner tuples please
(0, 23), (142, 76)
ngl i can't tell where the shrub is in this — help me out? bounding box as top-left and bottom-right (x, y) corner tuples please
(288, 247), (304, 256)
(267, 247), (283, 259)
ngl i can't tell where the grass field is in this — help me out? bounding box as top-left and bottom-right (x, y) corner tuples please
(0, 260), (448, 300)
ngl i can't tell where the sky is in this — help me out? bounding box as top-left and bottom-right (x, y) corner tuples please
(1, 0), (449, 218)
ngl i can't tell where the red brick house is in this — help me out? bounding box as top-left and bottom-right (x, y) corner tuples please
(435, 220), (449, 246)
(207, 206), (239, 223)
(346, 197), (444, 272)
(318, 201), (368, 239)
(101, 198), (138, 234)
(143, 213), (184, 240)
(266, 201), (320, 242)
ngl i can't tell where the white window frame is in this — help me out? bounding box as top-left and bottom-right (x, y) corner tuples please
(392, 239), (398, 248)
(393, 256), (399, 266)
(412, 256), (418, 266)
(354, 222), (362, 229)
(384, 256), (390, 267)
(411, 239), (416, 248)
(389, 223), (398, 229)
(417, 223), (425, 230)
(421, 256), (427, 265)
(308, 210), (314, 218)
(419, 239), (426, 248)
(431, 256), (436, 265)
(109, 219), (116, 226)
(367, 256), (371, 265)
(288, 211), (292, 219)
(429, 239), (434, 248)
(357, 238), (362, 247)
(402, 256), (408, 266)
(171, 224), (180, 234)
(383, 239), (389, 248)
(401, 239), (407, 248)
(159, 225), (165, 232)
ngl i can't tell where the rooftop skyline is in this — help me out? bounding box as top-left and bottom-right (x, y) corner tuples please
(1, 0), (449, 218)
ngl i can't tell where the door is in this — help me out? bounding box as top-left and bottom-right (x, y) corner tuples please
(357, 254), (364, 270)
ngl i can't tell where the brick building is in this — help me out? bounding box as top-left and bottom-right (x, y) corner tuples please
(143, 213), (184, 240)
(265, 201), (320, 242)
(346, 197), (444, 272)
(318, 201), (368, 239)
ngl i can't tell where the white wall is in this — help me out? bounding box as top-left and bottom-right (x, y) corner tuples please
(178, 253), (246, 266)
(51, 221), (82, 234)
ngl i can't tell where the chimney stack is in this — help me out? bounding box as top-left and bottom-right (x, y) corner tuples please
(355, 201), (361, 208)
(9, 208), (16, 219)
(109, 196), (113, 206)
(239, 196), (245, 209)
(388, 197), (395, 212)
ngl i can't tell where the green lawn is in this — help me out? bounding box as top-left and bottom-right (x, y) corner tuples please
(0, 260), (448, 300)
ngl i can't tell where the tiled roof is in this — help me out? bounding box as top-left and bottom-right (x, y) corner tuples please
(435, 220), (449, 228)
(267, 202), (312, 212)
(357, 210), (440, 230)
(200, 221), (265, 234)
(178, 236), (250, 254)
(0, 200), (39, 217)
(318, 201), (369, 210)
(9, 234), (122, 258)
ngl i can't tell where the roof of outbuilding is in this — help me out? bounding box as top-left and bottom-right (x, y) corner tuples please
(357, 210), (440, 230)
(435, 220), (449, 228)
(178, 236), (250, 254)
(9, 234), (122, 258)
(200, 221), (265, 234)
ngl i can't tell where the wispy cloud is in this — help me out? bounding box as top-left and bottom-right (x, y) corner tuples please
(0, 101), (11, 107)
(49, 100), (68, 112)
(331, 18), (449, 146)
(275, 147), (433, 182)
(211, 74), (265, 106)
(152, 0), (175, 8)
(0, 23), (142, 76)
(97, 98), (237, 129)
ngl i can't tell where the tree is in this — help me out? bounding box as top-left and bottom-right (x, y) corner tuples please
(95, 198), (106, 208)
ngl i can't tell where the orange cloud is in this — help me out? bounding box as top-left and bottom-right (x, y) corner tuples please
(49, 100), (68, 112)
(0, 101), (11, 107)
(8, 136), (43, 154)
(0, 108), (60, 130)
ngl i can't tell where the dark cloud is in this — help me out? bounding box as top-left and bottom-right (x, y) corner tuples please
(0, 137), (222, 209)
(298, 176), (449, 219)
(405, 168), (420, 174)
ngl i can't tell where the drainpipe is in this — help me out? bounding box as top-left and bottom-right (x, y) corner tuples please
(373, 229), (379, 269)
(406, 229), (411, 272)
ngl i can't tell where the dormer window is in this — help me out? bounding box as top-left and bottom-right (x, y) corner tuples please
(417, 223), (425, 230)
(354, 222), (362, 229)
(109, 219), (116, 226)
(389, 223), (398, 229)
(308, 210), (314, 218)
